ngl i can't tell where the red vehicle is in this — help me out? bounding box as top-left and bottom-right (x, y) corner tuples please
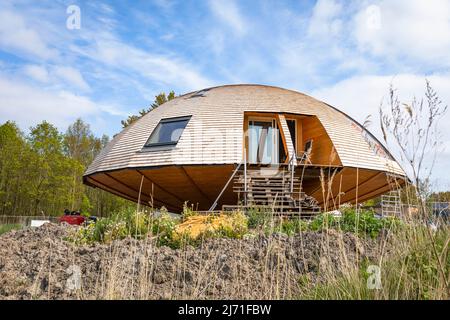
(59, 209), (86, 226)
(59, 215), (86, 225)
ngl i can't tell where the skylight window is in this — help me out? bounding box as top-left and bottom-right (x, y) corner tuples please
(188, 88), (211, 98)
(144, 116), (191, 147)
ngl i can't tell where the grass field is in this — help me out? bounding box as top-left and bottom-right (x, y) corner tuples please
(0, 223), (22, 235)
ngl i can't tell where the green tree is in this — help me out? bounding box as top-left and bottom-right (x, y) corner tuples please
(0, 119), (135, 218)
(121, 91), (176, 128)
(0, 122), (32, 215)
(64, 118), (96, 166)
(27, 121), (72, 214)
(63, 119), (94, 210)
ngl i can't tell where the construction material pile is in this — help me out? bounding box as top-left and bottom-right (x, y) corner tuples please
(0, 223), (378, 300)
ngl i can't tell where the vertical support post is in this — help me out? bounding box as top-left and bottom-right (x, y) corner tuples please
(290, 155), (294, 194)
(244, 148), (247, 206)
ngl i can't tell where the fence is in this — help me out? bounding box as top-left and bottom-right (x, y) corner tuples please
(0, 215), (59, 227)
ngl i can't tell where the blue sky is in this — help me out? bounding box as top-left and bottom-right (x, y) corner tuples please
(1, 0), (450, 188)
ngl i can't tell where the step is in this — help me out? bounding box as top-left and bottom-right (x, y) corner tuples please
(234, 187), (301, 191)
(234, 181), (301, 186)
(234, 190), (303, 194)
(236, 174), (298, 178)
(247, 200), (296, 204)
(247, 194), (295, 198)
(245, 175), (298, 179)
(223, 205), (320, 213)
(234, 179), (301, 184)
(238, 176), (300, 180)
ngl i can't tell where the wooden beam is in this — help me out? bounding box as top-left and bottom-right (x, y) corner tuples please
(88, 176), (178, 212)
(104, 173), (179, 212)
(105, 173), (146, 197)
(342, 174), (400, 204)
(87, 176), (138, 202)
(180, 166), (212, 202)
(136, 169), (185, 204)
(353, 184), (393, 203)
(341, 171), (384, 198)
(310, 167), (344, 199)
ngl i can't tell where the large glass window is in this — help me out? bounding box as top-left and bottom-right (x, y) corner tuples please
(248, 119), (279, 164)
(144, 116), (191, 147)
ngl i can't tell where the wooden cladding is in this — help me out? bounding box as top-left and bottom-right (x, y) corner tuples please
(84, 85), (406, 210)
(243, 112), (340, 167)
(302, 116), (341, 166)
(85, 164), (405, 212)
(85, 85), (404, 177)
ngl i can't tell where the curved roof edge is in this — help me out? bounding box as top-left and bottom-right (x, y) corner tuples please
(175, 83), (407, 177)
(85, 83), (407, 178)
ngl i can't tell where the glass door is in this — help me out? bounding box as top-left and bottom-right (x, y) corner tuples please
(248, 118), (279, 164)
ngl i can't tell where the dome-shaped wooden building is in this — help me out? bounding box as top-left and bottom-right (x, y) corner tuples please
(84, 84), (406, 213)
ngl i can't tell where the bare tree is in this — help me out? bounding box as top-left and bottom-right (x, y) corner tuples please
(380, 80), (448, 289)
(380, 80), (447, 201)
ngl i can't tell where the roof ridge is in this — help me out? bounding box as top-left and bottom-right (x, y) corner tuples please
(176, 83), (313, 100)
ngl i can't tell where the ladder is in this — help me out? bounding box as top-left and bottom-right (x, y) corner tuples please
(381, 190), (401, 217)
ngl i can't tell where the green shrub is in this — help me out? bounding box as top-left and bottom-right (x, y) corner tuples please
(308, 213), (339, 231)
(68, 222), (96, 245)
(340, 208), (383, 238)
(207, 211), (248, 239)
(151, 210), (180, 248)
(67, 208), (154, 244)
(67, 208), (250, 248)
(279, 218), (308, 235)
(181, 202), (196, 221)
(247, 207), (272, 229)
(308, 209), (402, 238)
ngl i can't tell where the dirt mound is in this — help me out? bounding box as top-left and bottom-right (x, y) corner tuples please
(0, 223), (378, 300)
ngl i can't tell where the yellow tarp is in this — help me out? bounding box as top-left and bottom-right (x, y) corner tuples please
(175, 215), (228, 239)
(174, 213), (249, 239)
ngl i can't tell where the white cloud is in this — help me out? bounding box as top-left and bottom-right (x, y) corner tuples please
(312, 73), (450, 186)
(0, 75), (121, 131)
(307, 0), (343, 37)
(79, 38), (213, 91)
(21, 64), (90, 91)
(0, 9), (58, 60)
(208, 0), (247, 36)
(52, 66), (90, 91)
(23, 65), (49, 83)
(353, 0), (450, 65)
(153, 0), (175, 10)
(312, 73), (450, 126)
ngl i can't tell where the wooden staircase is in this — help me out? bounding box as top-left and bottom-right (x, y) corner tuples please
(225, 167), (320, 217)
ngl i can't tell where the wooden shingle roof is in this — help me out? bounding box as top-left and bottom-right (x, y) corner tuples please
(85, 84), (405, 177)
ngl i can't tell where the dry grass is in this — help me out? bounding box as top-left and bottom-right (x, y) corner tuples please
(297, 220), (449, 299)
(0, 204), (448, 300)
(58, 210), (450, 299)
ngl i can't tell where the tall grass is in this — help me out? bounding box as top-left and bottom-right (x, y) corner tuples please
(57, 205), (448, 300)
(4, 179), (448, 300)
(298, 222), (449, 299)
